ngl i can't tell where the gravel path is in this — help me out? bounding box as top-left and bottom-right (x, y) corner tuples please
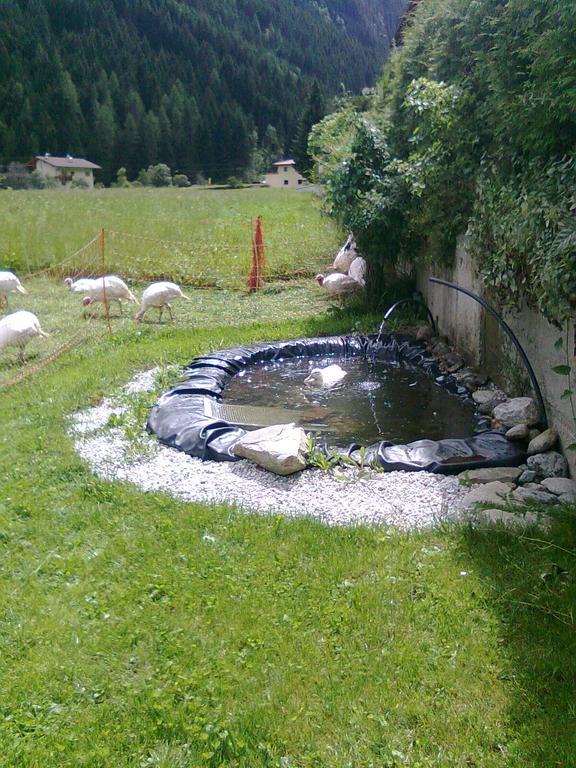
(69, 368), (468, 529)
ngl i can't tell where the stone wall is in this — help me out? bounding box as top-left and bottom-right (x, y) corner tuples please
(417, 235), (576, 476)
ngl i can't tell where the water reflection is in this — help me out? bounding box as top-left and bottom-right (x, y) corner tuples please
(223, 355), (477, 448)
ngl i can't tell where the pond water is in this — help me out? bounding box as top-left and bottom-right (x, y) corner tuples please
(222, 354), (478, 448)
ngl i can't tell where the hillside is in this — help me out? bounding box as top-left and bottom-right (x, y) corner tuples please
(0, 0), (407, 183)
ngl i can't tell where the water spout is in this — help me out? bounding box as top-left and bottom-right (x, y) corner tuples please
(376, 296), (437, 346)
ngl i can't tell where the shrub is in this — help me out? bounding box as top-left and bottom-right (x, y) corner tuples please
(172, 173), (191, 187)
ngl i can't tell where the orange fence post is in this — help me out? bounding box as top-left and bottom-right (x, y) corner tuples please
(247, 216), (265, 292)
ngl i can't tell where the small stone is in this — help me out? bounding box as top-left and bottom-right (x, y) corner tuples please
(506, 424), (529, 441)
(232, 423), (308, 475)
(512, 486), (559, 505)
(416, 325), (434, 342)
(526, 451), (568, 480)
(443, 352), (465, 372)
(472, 388), (505, 405)
(558, 492), (576, 505)
(479, 396), (508, 416)
(459, 467), (522, 485)
(527, 428), (558, 454)
(541, 477), (576, 496)
(493, 397), (540, 428)
(432, 342), (451, 357)
(528, 429), (541, 441)
(518, 470), (537, 485)
(458, 481), (514, 510)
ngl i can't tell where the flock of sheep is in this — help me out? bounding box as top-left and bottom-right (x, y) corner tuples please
(0, 271), (189, 365)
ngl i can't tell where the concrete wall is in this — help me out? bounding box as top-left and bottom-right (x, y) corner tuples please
(417, 235), (576, 475)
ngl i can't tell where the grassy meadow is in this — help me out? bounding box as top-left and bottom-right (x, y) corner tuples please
(0, 187), (341, 285)
(0, 188), (575, 766)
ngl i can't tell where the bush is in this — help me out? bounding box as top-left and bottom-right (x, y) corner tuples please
(172, 173), (191, 187)
(225, 176), (244, 189)
(113, 167), (131, 188)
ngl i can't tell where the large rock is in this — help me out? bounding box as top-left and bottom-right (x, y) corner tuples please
(512, 486), (559, 505)
(541, 477), (576, 496)
(493, 397), (540, 427)
(527, 427), (558, 455)
(459, 467), (522, 485)
(458, 481), (514, 510)
(232, 423), (308, 475)
(526, 451), (568, 480)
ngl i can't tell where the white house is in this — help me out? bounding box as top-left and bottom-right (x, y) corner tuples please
(264, 159), (306, 189)
(31, 155), (101, 188)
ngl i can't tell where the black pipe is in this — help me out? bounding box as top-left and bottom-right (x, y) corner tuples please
(381, 297), (437, 333)
(429, 277), (548, 428)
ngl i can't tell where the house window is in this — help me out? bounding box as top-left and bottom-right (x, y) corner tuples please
(284, 167), (288, 172)
(283, 179), (289, 186)
(298, 179), (303, 185)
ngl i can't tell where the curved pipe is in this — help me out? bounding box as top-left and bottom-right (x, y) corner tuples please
(380, 297), (437, 334)
(429, 277), (548, 428)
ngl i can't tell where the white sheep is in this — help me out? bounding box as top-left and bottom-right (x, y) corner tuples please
(0, 310), (48, 365)
(135, 281), (190, 322)
(0, 271), (27, 307)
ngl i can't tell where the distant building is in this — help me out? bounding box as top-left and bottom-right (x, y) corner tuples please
(264, 159), (305, 189)
(30, 155), (101, 188)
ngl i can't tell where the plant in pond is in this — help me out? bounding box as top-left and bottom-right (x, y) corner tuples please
(305, 434), (340, 471)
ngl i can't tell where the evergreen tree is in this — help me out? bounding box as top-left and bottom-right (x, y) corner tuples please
(292, 81), (326, 175)
(0, 0), (407, 180)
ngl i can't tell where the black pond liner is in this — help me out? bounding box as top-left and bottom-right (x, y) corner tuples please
(147, 333), (526, 474)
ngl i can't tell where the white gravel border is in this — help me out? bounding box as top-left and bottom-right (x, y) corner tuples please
(69, 367), (469, 529)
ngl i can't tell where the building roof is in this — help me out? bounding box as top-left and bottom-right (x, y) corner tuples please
(272, 159), (296, 166)
(35, 155), (101, 170)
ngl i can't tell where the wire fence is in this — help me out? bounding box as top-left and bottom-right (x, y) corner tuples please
(1, 218), (337, 388)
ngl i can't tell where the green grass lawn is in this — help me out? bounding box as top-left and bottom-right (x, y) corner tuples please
(0, 187), (341, 285)
(1, 299), (576, 767)
(1, 190), (575, 766)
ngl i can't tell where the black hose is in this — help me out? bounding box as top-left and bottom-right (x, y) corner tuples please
(381, 297), (437, 332)
(429, 277), (548, 428)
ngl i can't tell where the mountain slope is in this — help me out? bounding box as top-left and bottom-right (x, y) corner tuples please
(0, 0), (407, 181)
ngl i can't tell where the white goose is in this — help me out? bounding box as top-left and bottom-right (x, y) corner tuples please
(304, 363), (347, 388)
(135, 281), (190, 322)
(65, 275), (138, 315)
(0, 271), (27, 307)
(0, 310), (48, 365)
